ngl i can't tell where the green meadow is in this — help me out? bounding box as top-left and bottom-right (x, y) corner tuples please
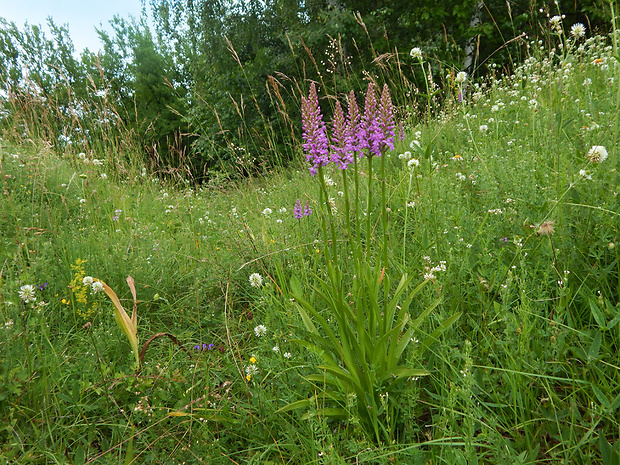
(1, 11), (620, 465)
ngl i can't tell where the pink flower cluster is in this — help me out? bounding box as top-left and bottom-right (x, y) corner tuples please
(301, 82), (395, 175)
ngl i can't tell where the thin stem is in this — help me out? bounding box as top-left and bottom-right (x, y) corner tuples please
(366, 155), (373, 257)
(403, 172), (413, 269)
(380, 151), (388, 269)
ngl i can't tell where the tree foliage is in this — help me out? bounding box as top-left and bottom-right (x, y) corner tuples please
(0, 0), (613, 179)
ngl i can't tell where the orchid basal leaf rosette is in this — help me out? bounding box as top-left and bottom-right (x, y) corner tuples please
(281, 82), (460, 444)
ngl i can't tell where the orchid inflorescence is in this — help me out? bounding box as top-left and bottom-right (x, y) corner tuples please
(301, 82), (395, 176)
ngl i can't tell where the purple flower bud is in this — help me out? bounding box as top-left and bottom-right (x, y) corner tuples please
(304, 201), (312, 216)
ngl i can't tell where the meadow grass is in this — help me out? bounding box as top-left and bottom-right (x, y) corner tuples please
(1, 25), (619, 464)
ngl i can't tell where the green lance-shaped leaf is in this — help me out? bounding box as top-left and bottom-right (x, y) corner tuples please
(96, 276), (140, 368)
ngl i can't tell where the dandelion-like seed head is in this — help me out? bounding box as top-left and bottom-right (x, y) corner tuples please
(586, 145), (608, 164)
(19, 284), (37, 303)
(249, 273), (263, 288)
(537, 220), (555, 236)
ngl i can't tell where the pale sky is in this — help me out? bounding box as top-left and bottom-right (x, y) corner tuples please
(0, 0), (148, 53)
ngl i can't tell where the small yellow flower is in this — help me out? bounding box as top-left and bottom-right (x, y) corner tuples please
(246, 374), (251, 381)
(249, 356), (257, 364)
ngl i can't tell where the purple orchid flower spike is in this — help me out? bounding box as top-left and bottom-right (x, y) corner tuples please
(362, 83), (383, 157)
(378, 83), (395, 152)
(294, 199), (304, 219)
(330, 100), (354, 169)
(301, 82), (329, 176)
(346, 90), (363, 159)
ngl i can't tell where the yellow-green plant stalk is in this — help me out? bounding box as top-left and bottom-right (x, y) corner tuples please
(95, 276), (140, 368)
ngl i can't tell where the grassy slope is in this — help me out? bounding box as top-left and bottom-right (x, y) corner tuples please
(1, 32), (619, 464)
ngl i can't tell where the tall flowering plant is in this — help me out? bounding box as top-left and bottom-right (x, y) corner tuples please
(282, 82), (460, 443)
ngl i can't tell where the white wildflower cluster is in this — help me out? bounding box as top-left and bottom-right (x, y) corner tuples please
(410, 47), (423, 60)
(570, 23), (586, 40)
(254, 325), (267, 337)
(456, 172), (467, 181)
(455, 71), (468, 84)
(423, 257), (447, 281)
(249, 273), (263, 288)
(19, 284), (37, 303)
(479, 124), (489, 133)
(245, 364), (259, 377)
(77, 152), (103, 166)
(549, 15), (565, 34)
(488, 208), (503, 215)
(82, 276), (104, 294)
(323, 176), (336, 187)
(262, 207), (273, 216)
(407, 158), (420, 172)
(326, 197), (337, 215)
(586, 145), (608, 164)
(133, 396), (153, 416)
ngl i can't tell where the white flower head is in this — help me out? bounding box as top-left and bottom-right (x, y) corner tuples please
(254, 325), (267, 337)
(550, 15), (564, 33)
(410, 47), (422, 60)
(579, 169), (592, 180)
(262, 208), (273, 216)
(91, 281), (104, 293)
(570, 23), (586, 39)
(19, 285), (37, 303)
(245, 364), (259, 377)
(83, 276), (94, 286)
(249, 273), (263, 288)
(479, 124), (489, 133)
(586, 145), (608, 164)
(455, 71), (468, 84)
(407, 158), (420, 171)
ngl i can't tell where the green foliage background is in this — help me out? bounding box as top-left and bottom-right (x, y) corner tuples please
(0, 0), (614, 179)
